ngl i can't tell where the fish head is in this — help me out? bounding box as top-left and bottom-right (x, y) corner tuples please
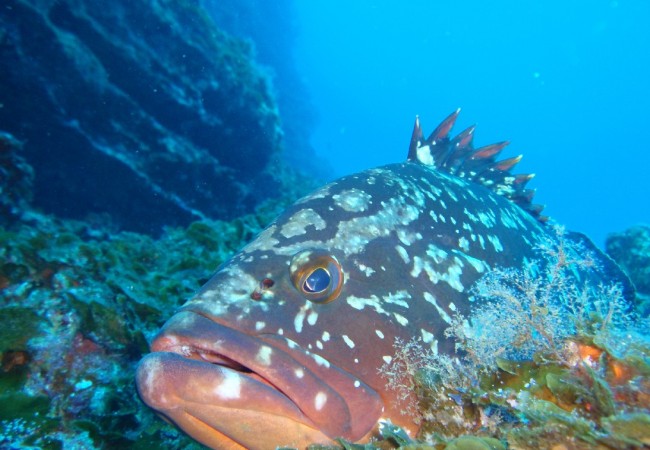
(136, 168), (437, 449)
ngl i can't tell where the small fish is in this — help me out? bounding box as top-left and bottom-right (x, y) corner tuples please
(136, 110), (631, 449)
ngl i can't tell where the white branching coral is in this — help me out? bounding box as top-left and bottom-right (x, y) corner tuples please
(379, 226), (638, 443)
(445, 226), (634, 369)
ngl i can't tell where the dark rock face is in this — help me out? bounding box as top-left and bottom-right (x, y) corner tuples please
(0, 0), (284, 234)
(0, 132), (33, 225)
(202, 0), (328, 176)
(606, 225), (650, 315)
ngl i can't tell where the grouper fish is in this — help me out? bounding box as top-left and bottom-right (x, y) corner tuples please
(136, 110), (632, 449)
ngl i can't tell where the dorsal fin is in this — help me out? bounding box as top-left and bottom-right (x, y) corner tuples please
(407, 110), (546, 222)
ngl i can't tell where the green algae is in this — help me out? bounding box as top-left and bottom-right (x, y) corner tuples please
(444, 436), (505, 450)
(0, 307), (44, 352)
(603, 413), (650, 446)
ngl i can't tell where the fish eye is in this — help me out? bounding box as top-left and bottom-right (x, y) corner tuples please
(290, 250), (343, 304)
(303, 268), (331, 293)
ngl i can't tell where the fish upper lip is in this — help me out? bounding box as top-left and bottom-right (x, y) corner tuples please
(155, 334), (288, 395)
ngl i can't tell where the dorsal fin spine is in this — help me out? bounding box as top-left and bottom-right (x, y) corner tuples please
(407, 116), (424, 161)
(406, 111), (545, 221)
(427, 108), (460, 142)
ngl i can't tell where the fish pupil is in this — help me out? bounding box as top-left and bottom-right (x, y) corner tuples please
(303, 268), (330, 293)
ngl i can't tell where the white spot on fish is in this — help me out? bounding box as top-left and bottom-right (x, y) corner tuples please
(424, 292), (453, 324)
(382, 356), (392, 364)
(488, 234), (504, 252)
(322, 331), (330, 342)
(393, 312), (409, 326)
(294, 368), (304, 379)
(255, 321), (265, 331)
(421, 329), (434, 343)
(478, 211), (496, 228)
(346, 295), (389, 316)
(294, 305), (308, 333)
(417, 145), (434, 165)
(332, 188), (373, 212)
(215, 370), (241, 400)
(464, 207), (479, 223)
(280, 209), (326, 239)
(315, 392), (328, 411)
(342, 335), (355, 349)
(375, 329), (384, 339)
(316, 340), (323, 350)
(456, 251), (488, 273)
(358, 263), (376, 277)
(397, 229), (422, 246)
(354, 380), (361, 388)
(384, 290), (411, 308)
(255, 346), (273, 366)
(312, 353), (331, 368)
(307, 310), (318, 326)
(395, 245), (410, 264)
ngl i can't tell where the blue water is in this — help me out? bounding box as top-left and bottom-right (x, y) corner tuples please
(293, 0), (650, 247)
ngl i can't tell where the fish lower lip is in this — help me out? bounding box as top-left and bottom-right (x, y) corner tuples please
(136, 351), (327, 449)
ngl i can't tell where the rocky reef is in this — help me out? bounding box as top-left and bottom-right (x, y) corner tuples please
(0, 0), (291, 234)
(201, 0), (325, 176)
(606, 224), (650, 317)
(0, 192), (312, 448)
(0, 132), (33, 227)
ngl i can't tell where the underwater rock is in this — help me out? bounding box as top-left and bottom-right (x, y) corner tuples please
(606, 225), (650, 315)
(202, 0), (329, 177)
(0, 0), (284, 234)
(0, 132), (33, 226)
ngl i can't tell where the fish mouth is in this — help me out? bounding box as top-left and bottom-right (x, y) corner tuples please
(136, 311), (383, 450)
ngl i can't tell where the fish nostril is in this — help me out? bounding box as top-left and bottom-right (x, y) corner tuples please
(261, 278), (275, 288)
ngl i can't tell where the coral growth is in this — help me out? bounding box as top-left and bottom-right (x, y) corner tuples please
(378, 228), (649, 449)
(448, 227), (634, 369)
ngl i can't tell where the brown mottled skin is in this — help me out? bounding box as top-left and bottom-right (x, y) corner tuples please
(136, 112), (631, 449)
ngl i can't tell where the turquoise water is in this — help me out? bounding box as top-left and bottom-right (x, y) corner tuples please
(293, 0), (650, 247)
